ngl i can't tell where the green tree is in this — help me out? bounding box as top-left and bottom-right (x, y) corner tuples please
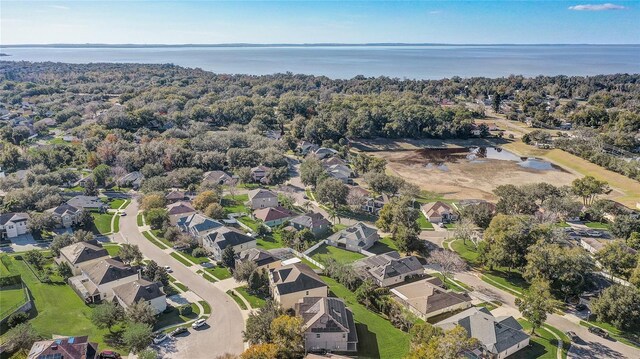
(376, 196), (423, 253)
(483, 214), (537, 271)
(127, 300), (157, 326)
(515, 279), (560, 335)
(315, 177), (348, 209)
(243, 300), (283, 345)
(204, 203), (225, 219)
(137, 349), (158, 359)
(459, 202), (495, 229)
(222, 246), (236, 269)
(91, 302), (123, 333)
(142, 260), (169, 285)
(144, 208), (168, 230)
(92, 164), (111, 187)
(595, 241), (637, 278)
(140, 193), (166, 211)
(409, 322), (443, 349)
(299, 157), (326, 188)
(57, 261), (73, 280)
(122, 322), (153, 354)
(119, 243), (143, 265)
(270, 315), (304, 358)
(364, 171), (405, 196)
(591, 285), (640, 331)
(571, 176), (609, 206)
(4, 323), (41, 354)
(25, 250), (45, 271)
(406, 325), (478, 359)
(611, 215), (640, 241)
(627, 232), (640, 251)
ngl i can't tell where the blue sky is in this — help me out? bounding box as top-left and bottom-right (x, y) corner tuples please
(1, 1), (638, 44)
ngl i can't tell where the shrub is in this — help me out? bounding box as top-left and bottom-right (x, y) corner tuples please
(178, 304), (193, 316)
(7, 312), (29, 328)
(192, 247), (207, 258)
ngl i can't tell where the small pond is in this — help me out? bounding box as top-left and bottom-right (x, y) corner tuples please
(414, 147), (562, 171)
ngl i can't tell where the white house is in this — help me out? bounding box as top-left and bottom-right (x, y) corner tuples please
(295, 297), (358, 353)
(326, 222), (379, 252)
(248, 189), (278, 209)
(0, 212), (30, 239)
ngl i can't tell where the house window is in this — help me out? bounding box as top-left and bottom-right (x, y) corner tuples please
(316, 334), (321, 338)
(306, 291), (309, 295)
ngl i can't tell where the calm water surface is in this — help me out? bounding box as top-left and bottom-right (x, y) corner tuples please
(416, 147), (561, 171)
(1, 45), (639, 79)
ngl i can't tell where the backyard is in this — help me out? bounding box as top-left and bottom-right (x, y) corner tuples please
(0, 284), (28, 320)
(368, 236), (399, 255)
(235, 286), (267, 309)
(309, 244), (366, 264)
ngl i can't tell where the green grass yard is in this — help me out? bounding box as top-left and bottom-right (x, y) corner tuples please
(449, 240), (481, 266)
(309, 244), (366, 264)
(170, 252), (194, 267)
(109, 198), (125, 209)
(368, 237), (399, 255)
(226, 290), (248, 310)
(154, 303), (199, 330)
(0, 285), (28, 319)
(206, 266), (232, 280)
(238, 216), (260, 231)
(235, 286), (267, 309)
(417, 212), (434, 230)
(511, 320), (564, 359)
(142, 231), (168, 249)
(321, 276), (409, 359)
(584, 222), (610, 230)
(579, 321), (640, 349)
(91, 213), (114, 235)
(256, 231), (285, 250)
(222, 194), (250, 214)
(102, 244), (121, 257)
(136, 213), (144, 226)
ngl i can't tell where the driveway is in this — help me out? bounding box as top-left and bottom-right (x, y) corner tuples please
(115, 200), (245, 358)
(0, 234), (48, 253)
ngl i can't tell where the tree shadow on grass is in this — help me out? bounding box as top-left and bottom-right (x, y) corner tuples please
(104, 329), (125, 349)
(355, 323), (380, 359)
(508, 339), (548, 359)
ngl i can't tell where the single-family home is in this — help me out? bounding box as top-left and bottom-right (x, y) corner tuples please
(295, 297), (358, 353)
(69, 258), (140, 303)
(254, 206), (295, 227)
(167, 201), (197, 226)
(0, 212), (30, 239)
(165, 190), (187, 203)
(202, 226), (257, 261)
(251, 166), (271, 182)
(112, 279), (167, 314)
(73, 174), (92, 188)
(391, 277), (472, 320)
(48, 203), (84, 228)
(27, 336), (99, 359)
(203, 170), (235, 186)
(436, 307), (530, 359)
(362, 194), (391, 215)
(177, 213), (224, 239)
(236, 248), (282, 271)
(67, 195), (107, 213)
(289, 212), (331, 236)
(421, 201), (459, 223)
(118, 171), (143, 189)
(353, 251), (424, 287)
(326, 222), (379, 252)
(313, 147), (338, 160)
(326, 164), (354, 184)
(298, 141), (319, 155)
(248, 188), (278, 209)
(57, 241), (110, 275)
(269, 262), (328, 309)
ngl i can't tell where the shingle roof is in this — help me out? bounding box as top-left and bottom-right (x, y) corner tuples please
(296, 297), (357, 343)
(237, 248), (278, 267)
(203, 170), (233, 184)
(355, 251), (423, 281)
(289, 212), (330, 229)
(248, 188), (277, 201)
(82, 258), (138, 285)
(28, 336), (98, 359)
(327, 222), (378, 248)
(167, 201), (196, 215)
(0, 212), (29, 225)
(49, 203), (81, 216)
(179, 213), (223, 232)
(271, 263), (327, 295)
(67, 196), (105, 209)
(393, 278), (472, 315)
(112, 279), (165, 306)
(205, 227), (256, 251)
(165, 190), (186, 200)
(421, 201), (455, 217)
(254, 206), (294, 222)
(59, 241), (109, 266)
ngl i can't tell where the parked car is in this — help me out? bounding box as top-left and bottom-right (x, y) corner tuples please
(566, 331), (579, 342)
(588, 326), (609, 338)
(170, 327), (188, 337)
(119, 212), (127, 216)
(153, 333), (168, 344)
(99, 351), (121, 359)
(164, 265), (173, 273)
(192, 318), (207, 329)
(173, 244), (190, 251)
(586, 230), (602, 237)
(575, 303), (587, 311)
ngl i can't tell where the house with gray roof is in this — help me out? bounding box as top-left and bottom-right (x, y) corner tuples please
(69, 258), (140, 303)
(48, 203), (83, 228)
(118, 171), (143, 189)
(326, 222), (379, 252)
(436, 307), (530, 359)
(57, 240), (110, 275)
(236, 248), (281, 271)
(0, 212), (29, 239)
(248, 188), (278, 209)
(165, 190), (187, 203)
(203, 170), (236, 186)
(112, 279), (166, 314)
(202, 226), (257, 261)
(269, 262), (328, 309)
(67, 195), (107, 213)
(178, 213), (224, 239)
(295, 297), (358, 353)
(392, 277), (472, 320)
(289, 212), (331, 236)
(353, 251), (424, 287)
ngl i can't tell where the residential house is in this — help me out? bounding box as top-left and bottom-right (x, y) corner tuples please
(57, 241), (110, 275)
(118, 171), (143, 189)
(289, 212), (331, 236)
(48, 203), (83, 228)
(165, 190), (187, 203)
(112, 279), (167, 314)
(0, 212), (30, 239)
(254, 206), (295, 227)
(436, 307), (530, 359)
(178, 213), (224, 239)
(269, 262), (328, 309)
(236, 248), (282, 271)
(67, 195), (107, 213)
(391, 277), (472, 320)
(421, 201), (459, 223)
(73, 174), (92, 188)
(167, 201), (197, 226)
(362, 194), (391, 215)
(250, 166), (271, 183)
(27, 336), (99, 359)
(295, 297), (358, 353)
(203, 170), (235, 186)
(326, 164), (354, 184)
(353, 251), (424, 287)
(326, 222), (379, 252)
(248, 188), (278, 209)
(202, 226), (257, 261)
(298, 141), (319, 155)
(69, 258), (140, 303)
(313, 147), (338, 160)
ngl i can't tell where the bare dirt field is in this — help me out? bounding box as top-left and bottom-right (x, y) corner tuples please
(371, 149), (581, 201)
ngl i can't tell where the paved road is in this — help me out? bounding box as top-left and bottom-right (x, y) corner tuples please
(115, 200), (245, 359)
(427, 238), (639, 359)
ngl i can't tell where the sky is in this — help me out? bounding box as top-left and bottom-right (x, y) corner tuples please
(1, 1), (639, 45)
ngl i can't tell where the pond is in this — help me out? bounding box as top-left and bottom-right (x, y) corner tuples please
(413, 147), (562, 171)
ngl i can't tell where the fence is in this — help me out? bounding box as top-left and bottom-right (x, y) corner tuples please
(285, 247), (325, 270)
(0, 281), (33, 324)
(303, 240), (327, 256)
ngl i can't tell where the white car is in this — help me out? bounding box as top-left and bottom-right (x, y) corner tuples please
(586, 230), (602, 237)
(164, 266), (173, 273)
(192, 318), (206, 329)
(153, 333), (168, 344)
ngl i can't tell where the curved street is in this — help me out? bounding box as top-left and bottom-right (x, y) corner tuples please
(114, 199), (245, 359)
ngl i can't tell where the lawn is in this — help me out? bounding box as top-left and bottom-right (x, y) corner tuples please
(236, 286), (267, 309)
(584, 222), (610, 230)
(170, 252), (194, 267)
(449, 240), (481, 266)
(222, 194), (250, 214)
(113, 215), (120, 233)
(321, 275), (410, 359)
(511, 319), (562, 359)
(136, 213), (144, 226)
(481, 271), (528, 297)
(91, 213), (114, 235)
(199, 301), (212, 315)
(109, 198), (125, 210)
(142, 231), (168, 249)
(154, 303), (199, 330)
(417, 212), (434, 230)
(150, 230), (173, 248)
(197, 270), (217, 283)
(309, 244), (366, 264)
(368, 237), (399, 255)
(580, 321), (640, 349)
(102, 244), (121, 257)
(430, 272), (472, 292)
(238, 216), (260, 231)
(227, 290), (248, 310)
(206, 266), (232, 280)
(0, 256), (117, 351)
(177, 250), (210, 265)
(256, 231), (285, 250)
(0, 285), (28, 319)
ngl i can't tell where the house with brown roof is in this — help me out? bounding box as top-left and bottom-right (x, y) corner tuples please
(391, 277), (472, 320)
(165, 190), (187, 203)
(57, 240), (110, 275)
(295, 297), (358, 353)
(47, 203), (83, 228)
(269, 262), (328, 309)
(28, 336), (99, 359)
(69, 258), (140, 303)
(167, 201), (196, 225)
(289, 212), (331, 236)
(421, 201), (459, 223)
(112, 279), (167, 314)
(353, 251), (424, 287)
(236, 248), (282, 271)
(248, 188), (278, 209)
(254, 206), (295, 227)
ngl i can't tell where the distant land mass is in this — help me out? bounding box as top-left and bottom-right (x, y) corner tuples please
(2, 43), (639, 48)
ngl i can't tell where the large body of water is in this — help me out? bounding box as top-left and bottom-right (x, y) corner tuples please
(1, 45), (639, 79)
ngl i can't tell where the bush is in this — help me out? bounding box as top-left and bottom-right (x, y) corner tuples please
(192, 247), (207, 258)
(7, 312), (29, 328)
(178, 304), (193, 316)
(0, 274), (22, 287)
